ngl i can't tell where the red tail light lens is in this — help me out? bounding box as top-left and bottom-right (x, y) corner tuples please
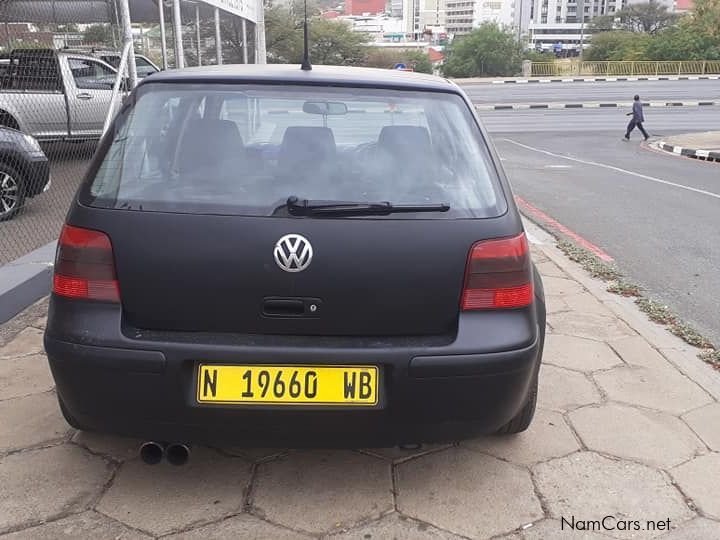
(53, 225), (120, 302)
(461, 233), (533, 310)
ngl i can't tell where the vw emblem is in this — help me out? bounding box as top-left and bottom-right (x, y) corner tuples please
(274, 234), (313, 273)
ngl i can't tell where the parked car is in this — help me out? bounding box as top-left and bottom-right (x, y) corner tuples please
(44, 64), (546, 461)
(0, 127), (50, 221)
(94, 51), (160, 79)
(0, 48), (120, 142)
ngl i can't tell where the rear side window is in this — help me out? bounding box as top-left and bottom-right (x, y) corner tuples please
(84, 83), (506, 219)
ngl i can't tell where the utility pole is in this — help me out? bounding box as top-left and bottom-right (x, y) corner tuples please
(214, 8), (223, 64)
(195, 3), (201, 66)
(256, 0), (267, 63)
(172, 0), (185, 68)
(158, 0), (168, 69)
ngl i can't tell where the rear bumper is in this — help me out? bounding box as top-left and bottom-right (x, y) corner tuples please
(45, 299), (545, 447)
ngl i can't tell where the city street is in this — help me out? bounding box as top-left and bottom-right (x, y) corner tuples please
(478, 104), (720, 347)
(459, 78), (720, 104)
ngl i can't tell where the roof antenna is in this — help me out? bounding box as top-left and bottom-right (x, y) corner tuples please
(300, 0), (312, 71)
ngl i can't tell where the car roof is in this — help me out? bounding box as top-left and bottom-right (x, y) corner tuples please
(139, 64), (458, 92)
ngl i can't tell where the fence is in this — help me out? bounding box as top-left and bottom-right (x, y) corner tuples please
(531, 60), (720, 77)
(0, 1), (257, 267)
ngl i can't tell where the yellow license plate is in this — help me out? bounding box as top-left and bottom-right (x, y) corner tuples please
(197, 364), (379, 406)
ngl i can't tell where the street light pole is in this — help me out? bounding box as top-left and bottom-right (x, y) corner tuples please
(117, 0), (138, 88)
(578, 0), (585, 75)
(195, 3), (201, 66)
(214, 8), (222, 65)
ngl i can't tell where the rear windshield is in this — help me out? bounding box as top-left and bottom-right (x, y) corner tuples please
(83, 83), (507, 219)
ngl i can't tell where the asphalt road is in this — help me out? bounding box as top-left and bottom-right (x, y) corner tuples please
(481, 105), (720, 347)
(459, 79), (720, 104)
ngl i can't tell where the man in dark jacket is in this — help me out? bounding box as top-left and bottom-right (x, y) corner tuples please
(624, 95), (649, 141)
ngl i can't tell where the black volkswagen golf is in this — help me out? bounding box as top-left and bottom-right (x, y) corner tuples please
(45, 65), (545, 455)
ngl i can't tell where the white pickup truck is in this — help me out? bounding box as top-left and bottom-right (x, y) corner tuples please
(0, 48), (121, 141)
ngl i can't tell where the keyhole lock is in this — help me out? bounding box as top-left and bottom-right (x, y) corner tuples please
(309, 304), (318, 313)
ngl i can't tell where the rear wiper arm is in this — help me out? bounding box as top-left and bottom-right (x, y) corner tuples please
(283, 196), (450, 216)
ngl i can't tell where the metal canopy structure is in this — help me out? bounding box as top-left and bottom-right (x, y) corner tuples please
(0, 0), (256, 24)
(1, 0), (265, 68)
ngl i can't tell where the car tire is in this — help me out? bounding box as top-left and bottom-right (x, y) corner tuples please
(58, 395), (85, 431)
(0, 164), (26, 222)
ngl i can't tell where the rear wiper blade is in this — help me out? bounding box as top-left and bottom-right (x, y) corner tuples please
(284, 196), (450, 216)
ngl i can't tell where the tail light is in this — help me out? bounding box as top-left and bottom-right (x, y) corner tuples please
(53, 224), (120, 302)
(461, 233), (533, 310)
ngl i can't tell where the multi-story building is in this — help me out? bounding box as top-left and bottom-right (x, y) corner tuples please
(345, 0), (388, 15)
(402, 0), (446, 37)
(446, 0), (532, 39)
(527, 0), (630, 52)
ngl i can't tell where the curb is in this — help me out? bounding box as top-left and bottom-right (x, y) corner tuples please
(0, 241), (56, 325)
(475, 101), (719, 111)
(455, 75), (720, 84)
(524, 219), (720, 402)
(654, 140), (720, 163)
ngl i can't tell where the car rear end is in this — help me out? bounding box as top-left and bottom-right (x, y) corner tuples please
(44, 67), (545, 447)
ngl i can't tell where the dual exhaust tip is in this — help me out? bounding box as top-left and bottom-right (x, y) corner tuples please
(140, 441), (190, 466)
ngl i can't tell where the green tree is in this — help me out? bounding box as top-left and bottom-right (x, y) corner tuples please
(83, 24), (115, 46)
(585, 31), (651, 60)
(308, 18), (371, 65)
(644, 20), (720, 60)
(588, 14), (616, 33)
(442, 23), (522, 77)
(615, 0), (678, 34)
(688, 0), (720, 39)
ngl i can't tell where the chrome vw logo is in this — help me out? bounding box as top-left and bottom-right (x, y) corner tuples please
(274, 234), (313, 272)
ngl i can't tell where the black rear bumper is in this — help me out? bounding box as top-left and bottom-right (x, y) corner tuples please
(44, 298), (544, 447)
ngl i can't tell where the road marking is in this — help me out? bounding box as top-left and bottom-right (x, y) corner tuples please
(502, 138), (720, 201)
(544, 164), (572, 169)
(514, 196), (614, 261)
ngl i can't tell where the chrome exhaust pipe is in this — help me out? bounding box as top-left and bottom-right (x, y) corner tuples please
(165, 443), (190, 466)
(139, 441), (164, 465)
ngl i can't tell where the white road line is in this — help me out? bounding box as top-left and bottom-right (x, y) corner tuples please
(502, 138), (720, 201)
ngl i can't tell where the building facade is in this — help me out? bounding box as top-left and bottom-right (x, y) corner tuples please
(402, 0), (446, 37)
(446, 0), (532, 39)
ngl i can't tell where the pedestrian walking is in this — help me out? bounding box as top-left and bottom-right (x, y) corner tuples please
(624, 95), (649, 141)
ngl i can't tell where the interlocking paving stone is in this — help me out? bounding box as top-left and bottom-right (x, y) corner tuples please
(544, 334), (622, 373)
(0, 328), (44, 360)
(0, 511), (150, 540)
(164, 513), (311, 539)
(534, 452), (694, 539)
(0, 392), (69, 453)
(594, 365), (712, 415)
(671, 453), (720, 520)
(561, 293), (615, 317)
(465, 409), (580, 466)
(535, 260), (567, 278)
(656, 518), (720, 539)
(537, 365), (601, 411)
(252, 450), (392, 535)
(329, 513), (464, 539)
(396, 447), (543, 539)
(0, 354), (54, 401)
(542, 276), (586, 296)
(500, 519), (609, 539)
(97, 448), (251, 536)
(545, 294), (570, 315)
(359, 444), (453, 463)
(71, 432), (143, 463)
(569, 403), (705, 468)
(218, 447), (288, 463)
(0, 445), (112, 534)
(682, 403), (720, 452)
(549, 312), (636, 342)
(609, 336), (675, 370)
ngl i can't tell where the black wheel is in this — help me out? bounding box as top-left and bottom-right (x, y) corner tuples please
(58, 394), (85, 430)
(0, 164), (26, 221)
(496, 373), (538, 434)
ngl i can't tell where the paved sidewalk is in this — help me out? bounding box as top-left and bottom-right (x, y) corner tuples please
(655, 131), (720, 162)
(1, 223), (719, 539)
